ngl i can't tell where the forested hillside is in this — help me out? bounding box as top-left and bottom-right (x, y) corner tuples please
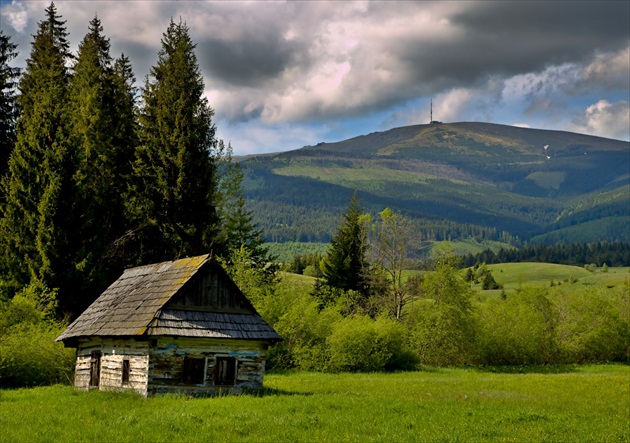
(240, 122), (629, 245)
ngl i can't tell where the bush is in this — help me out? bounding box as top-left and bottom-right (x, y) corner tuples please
(477, 287), (558, 365)
(267, 280), (341, 370)
(554, 287), (628, 362)
(408, 302), (478, 366)
(326, 315), (415, 372)
(0, 283), (75, 387)
(0, 322), (75, 387)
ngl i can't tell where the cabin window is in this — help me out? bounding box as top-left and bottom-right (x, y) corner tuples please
(122, 359), (130, 384)
(89, 351), (101, 388)
(183, 357), (206, 385)
(214, 357), (237, 386)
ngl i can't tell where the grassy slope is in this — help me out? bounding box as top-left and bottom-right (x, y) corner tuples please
(471, 263), (629, 297)
(279, 262), (629, 296)
(1, 366), (627, 443)
(243, 122), (629, 243)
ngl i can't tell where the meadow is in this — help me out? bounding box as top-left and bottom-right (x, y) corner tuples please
(1, 365), (628, 443)
(477, 263), (629, 297)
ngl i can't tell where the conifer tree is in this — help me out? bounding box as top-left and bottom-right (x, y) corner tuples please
(126, 19), (221, 264)
(0, 30), (20, 177)
(66, 16), (134, 310)
(110, 54), (137, 182)
(217, 141), (271, 267)
(322, 192), (371, 296)
(0, 2), (72, 294)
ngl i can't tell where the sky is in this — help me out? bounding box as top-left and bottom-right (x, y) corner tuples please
(2, 1), (629, 155)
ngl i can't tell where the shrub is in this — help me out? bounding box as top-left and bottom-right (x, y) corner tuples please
(554, 287), (628, 362)
(268, 281), (341, 370)
(326, 315), (414, 372)
(408, 302), (478, 366)
(477, 287), (558, 365)
(0, 283), (75, 387)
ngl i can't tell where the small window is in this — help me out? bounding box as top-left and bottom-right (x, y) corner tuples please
(214, 357), (237, 386)
(183, 357), (206, 385)
(122, 359), (130, 384)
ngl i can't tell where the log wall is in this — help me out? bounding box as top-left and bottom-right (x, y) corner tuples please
(148, 337), (267, 396)
(73, 336), (268, 397)
(74, 338), (150, 396)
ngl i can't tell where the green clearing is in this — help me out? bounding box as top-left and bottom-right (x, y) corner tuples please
(488, 262), (626, 289)
(1, 365), (628, 443)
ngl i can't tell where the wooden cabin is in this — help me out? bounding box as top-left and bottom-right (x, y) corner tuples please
(56, 255), (281, 397)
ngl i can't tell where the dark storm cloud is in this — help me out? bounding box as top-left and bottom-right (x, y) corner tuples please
(399, 1), (630, 91)
(198, 34), (298, 88)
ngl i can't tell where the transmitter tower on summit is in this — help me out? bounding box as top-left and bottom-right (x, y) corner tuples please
(430, 99), (442, 125)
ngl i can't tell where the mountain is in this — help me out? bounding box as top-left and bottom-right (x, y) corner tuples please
(240, 122), (629, 245)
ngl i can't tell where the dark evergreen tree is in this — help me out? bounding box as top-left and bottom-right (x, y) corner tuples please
(126, 19), (221, 264)
(66, 16), (134, 312)
(322, 192), (371, 296)
(0, 30), (20, 177)
(110, 54), (137, 182)
(0, 2), (73, 295)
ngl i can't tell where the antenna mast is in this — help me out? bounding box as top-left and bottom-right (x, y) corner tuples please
(430, 99), (433, 123)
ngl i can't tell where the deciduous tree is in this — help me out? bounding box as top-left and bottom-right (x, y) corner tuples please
(372, 208), (418, 319)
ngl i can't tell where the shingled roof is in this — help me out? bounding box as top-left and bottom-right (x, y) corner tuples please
(56, 255), (281, 344)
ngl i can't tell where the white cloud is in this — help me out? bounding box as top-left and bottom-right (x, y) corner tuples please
(569, 99), (630, 141)
(578, 47), (630, 92)
(1, 1), (29, 33)
(216, 120), (324, 156)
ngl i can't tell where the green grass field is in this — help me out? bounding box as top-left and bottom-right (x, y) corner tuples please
(470, 263), (629, 297)
(1, 365), (628, 442)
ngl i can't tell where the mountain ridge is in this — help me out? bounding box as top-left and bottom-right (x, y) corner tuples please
(240, 122), (629, 245)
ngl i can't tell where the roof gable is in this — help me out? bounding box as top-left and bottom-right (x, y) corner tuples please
(56, 255), (281, 343)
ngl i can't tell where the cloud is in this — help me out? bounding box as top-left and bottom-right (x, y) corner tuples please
(1, 1), (28, 33)
(569, 99), (630, 140)
(2, 1), (629, 152)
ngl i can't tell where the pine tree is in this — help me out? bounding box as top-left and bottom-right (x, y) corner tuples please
(322, 192), (371, 296)
(126, 19), (221, 264)
(0, 30), (21, 177)
(0, 2), (72, 294)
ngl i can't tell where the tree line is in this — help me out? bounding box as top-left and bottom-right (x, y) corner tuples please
(0, 3), (268, 317)
(462, 241), (630, 268)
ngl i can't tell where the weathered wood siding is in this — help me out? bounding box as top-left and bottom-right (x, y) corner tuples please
(72, 336), (269, 397)
(148, 337), (267, 396)
(74, 338), (150, 396)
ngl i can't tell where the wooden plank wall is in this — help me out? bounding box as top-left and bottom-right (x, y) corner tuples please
(75, 339), (150, 396)
(73, 337), (269, 397)
(148, 337), (267, 396)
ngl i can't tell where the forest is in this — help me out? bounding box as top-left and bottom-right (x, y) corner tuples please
(0, 4), (628, 389)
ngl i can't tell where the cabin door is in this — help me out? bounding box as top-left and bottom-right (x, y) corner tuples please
(89, 351), (101, 387)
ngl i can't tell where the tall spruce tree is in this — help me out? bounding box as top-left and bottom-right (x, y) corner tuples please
(0, 3), (73, 294)
(0, 30), (20, 177)
(110, 53), (137, 183)
(66, 16), (135, 312)
(126, 20), (221, 264)
(322, 192), (371, 296)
